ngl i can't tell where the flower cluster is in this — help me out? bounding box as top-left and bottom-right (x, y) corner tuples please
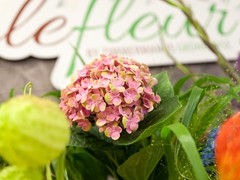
(60, 54), (160, 140)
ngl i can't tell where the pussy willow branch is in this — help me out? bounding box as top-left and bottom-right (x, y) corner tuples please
(161, 0), (240, 84)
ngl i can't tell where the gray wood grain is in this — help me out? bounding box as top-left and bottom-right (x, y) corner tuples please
(0, 58), (56, 102)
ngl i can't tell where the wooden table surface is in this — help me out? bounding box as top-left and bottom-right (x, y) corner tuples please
(0, 57), (229, 102)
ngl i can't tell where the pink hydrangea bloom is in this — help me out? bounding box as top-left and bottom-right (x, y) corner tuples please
(60, 54), (160, 140)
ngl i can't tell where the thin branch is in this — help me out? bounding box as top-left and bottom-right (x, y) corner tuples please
(161, 0), (240, 84)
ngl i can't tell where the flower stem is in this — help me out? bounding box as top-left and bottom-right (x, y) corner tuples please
(23, 82), (32, 95)
(46, 165), (53, 180)
(55, 151), (66, 180)
(162, 0), (240, 84)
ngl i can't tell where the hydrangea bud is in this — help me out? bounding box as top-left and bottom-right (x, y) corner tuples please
(0, 166), (43, 180)
(0, 95), (70, 167)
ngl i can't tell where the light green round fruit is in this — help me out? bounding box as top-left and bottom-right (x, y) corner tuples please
(0, 95), (70, 167)
(0, 166), (43, 180)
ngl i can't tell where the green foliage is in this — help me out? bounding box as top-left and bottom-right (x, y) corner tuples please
(41, 91), (61, 99)
(55, 152), (66, 180)
(153, 71), (174, 101)
(117, 144), (164, 180)
(115, 96), (181, 145)
(69, 126), (116, 150)
(67, 71), (182, 179)
(8, 88), (15, 99)
(64, 72), (240, 180)
(181, 86), (203, 128)
(3, 72), (240, 180)
(161, 123), (209, 180)
(168, 74), (240, 180)
(65, 147), (109, 180)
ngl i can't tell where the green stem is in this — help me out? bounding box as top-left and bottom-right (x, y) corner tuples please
(106, 166), (119, 180)
(105, 152), (120, 180)
(106, 152), (119, 167)
(23, 82), (32, 95)
(55, 151), (66, 180)
(162, 0), (240, 84)
(46, 165), (53, 180)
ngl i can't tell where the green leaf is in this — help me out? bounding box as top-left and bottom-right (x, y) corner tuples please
(181, 87), (203, 128)
(46, 164), (53, 180)
(161, 123), (209, 180)
(153, 71), (174, 102)
(117, 144), (164, 180)
(193, 95), (232, 138)
(55, 152), (66, 180)
(174, 75), (192, 95)
(194, 75), (233, 87)
(65, 147), (108, 180)
(41, 91), (61, 98)
(227, 85), (240, 101)
(148, 156), (168, 180)
(87, 149), (126, 179)
(174, 74), (232, 95)
(8, 88), (15, 99)
(69, 127), (115, 150)
(114, 96), (182, 145)
(177, 74), (233, 100)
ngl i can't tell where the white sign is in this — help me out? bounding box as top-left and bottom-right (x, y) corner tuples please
(0, 0), (239, 89)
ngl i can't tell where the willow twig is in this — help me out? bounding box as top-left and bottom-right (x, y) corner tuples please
(161, 0), (240, 84)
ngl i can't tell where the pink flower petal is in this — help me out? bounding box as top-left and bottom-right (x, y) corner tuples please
(100, 102), (106, 111)
(124, 96), (133, 104)
(96, 119), (106, 127)
(107, 114), (115, 121)
(130, 122), (138, 131)
(113, 98), (121, 106)
(111, 132), (120, 140)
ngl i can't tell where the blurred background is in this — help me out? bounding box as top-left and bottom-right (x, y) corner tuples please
(0, 58), (228, 102)
(0, 0), (239, 102)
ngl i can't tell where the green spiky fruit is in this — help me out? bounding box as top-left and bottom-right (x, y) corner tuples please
(0, 95), (70, 167)
(0, 166), (43, 180)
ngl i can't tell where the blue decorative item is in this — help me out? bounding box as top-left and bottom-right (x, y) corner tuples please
(200, 128), (219, 176)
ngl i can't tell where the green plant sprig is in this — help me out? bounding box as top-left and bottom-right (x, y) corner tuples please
(161, 0), (240, 84)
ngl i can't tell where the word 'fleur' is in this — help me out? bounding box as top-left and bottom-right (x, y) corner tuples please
(60, 54), (160, 140)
